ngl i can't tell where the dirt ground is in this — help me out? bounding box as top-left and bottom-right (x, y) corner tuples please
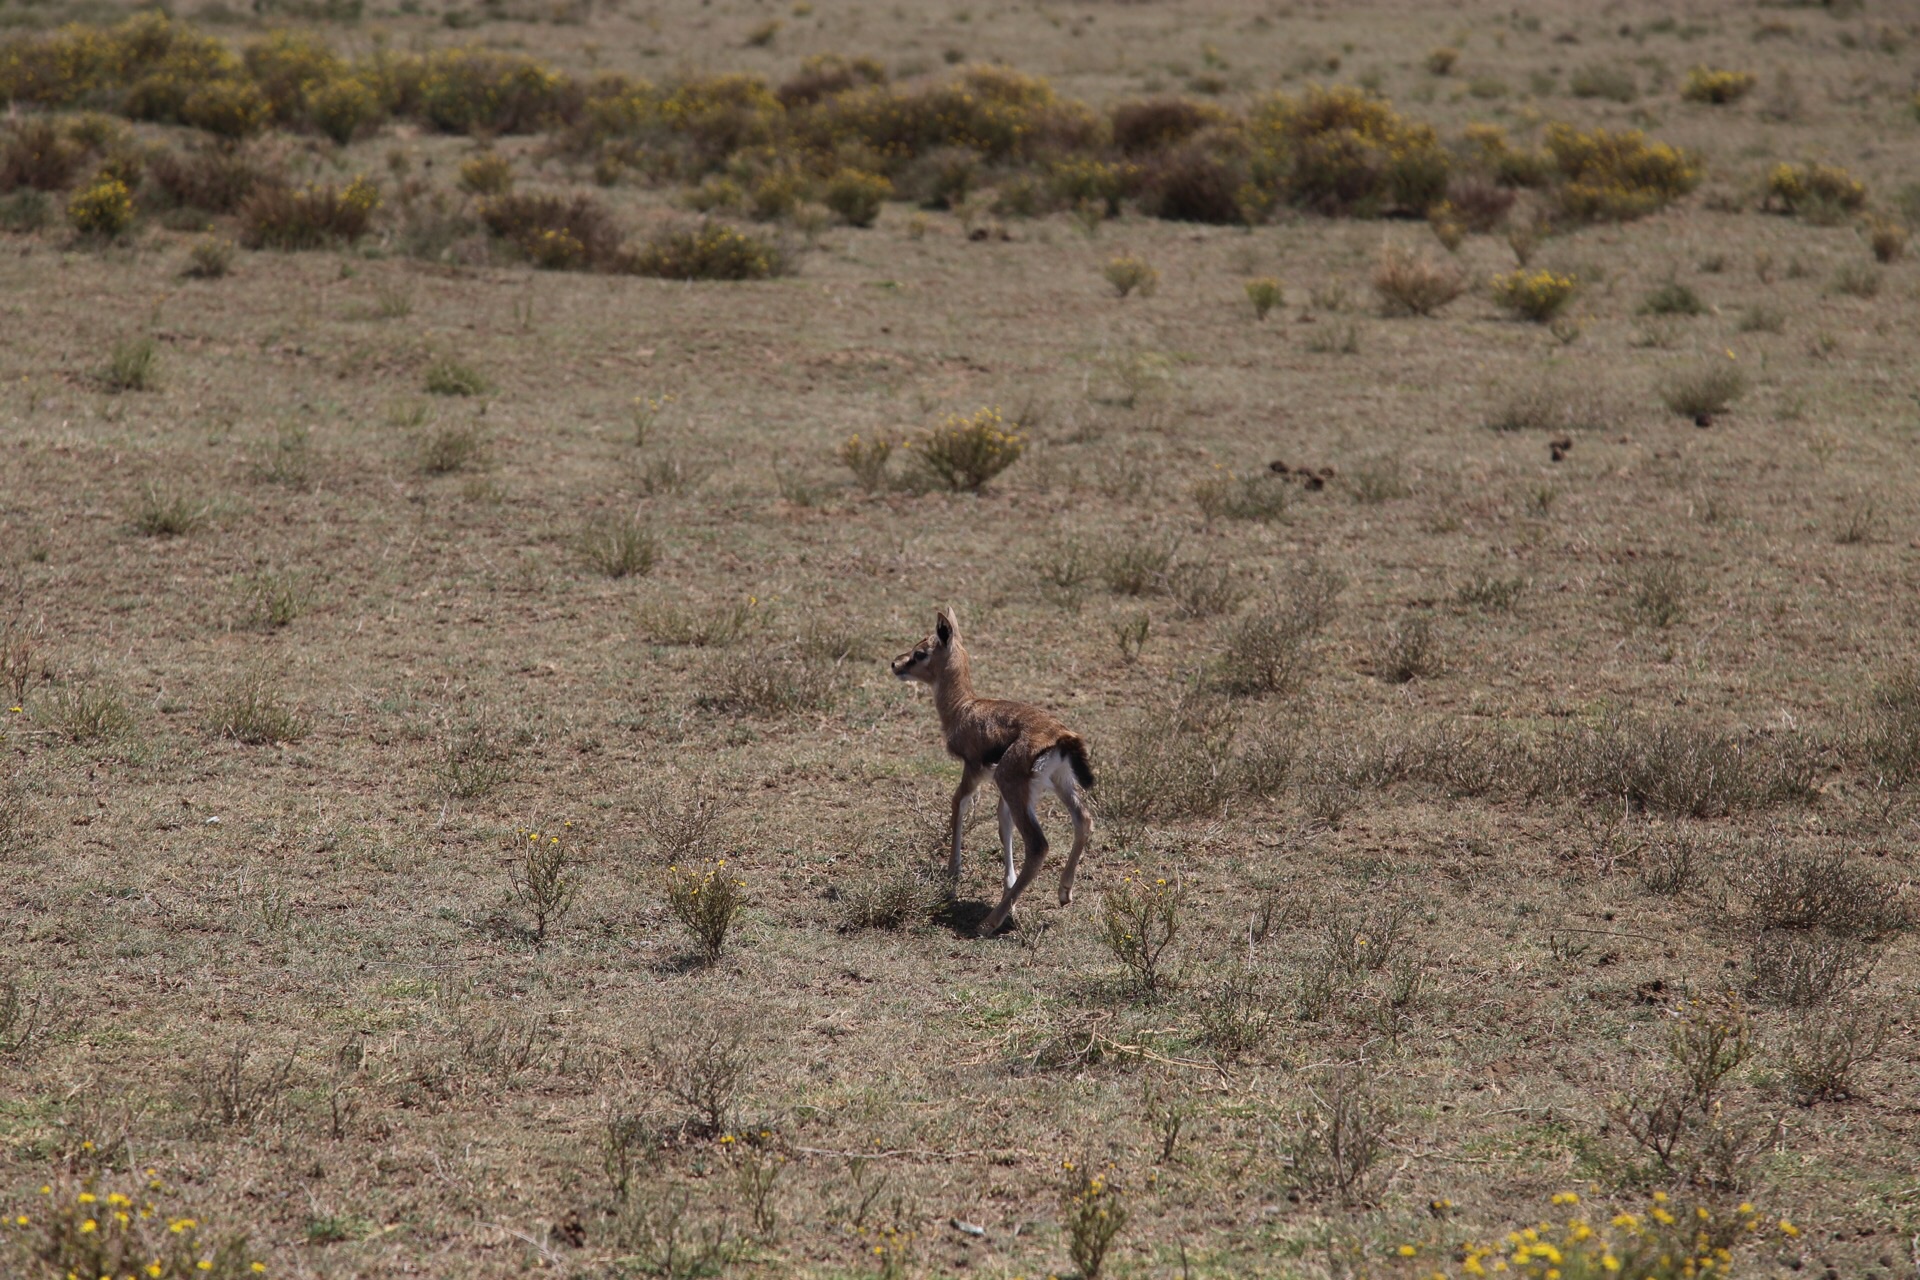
(1, 0), (1918, 1277)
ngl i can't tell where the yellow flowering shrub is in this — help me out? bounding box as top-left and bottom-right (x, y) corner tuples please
(10, 1175), (268, 1279)
(1766, 161), (1866, 216)
(822, 167), (890, 226)
(306, 76), (383, 145)
(242, 29), (343, 122)
(1491, 269), (1578, 321)
(836, 433), (894, 491)
(911, 406), (1026, 492)
(625, 221), (787, 280)
(1250, 84), (1452, 215)
(1061, 1165), (1127, 1279)
(1681, 66), (1756, 104)
(1050, 155), (1138, 216)
(1544, 122), (1701, 222)
(417, 47), (576, 135)
(658, 72), (782, 169)
(457, 150), (514, 196)
(1098, 873), (1183, 995)
(665, 858), (745, 964)
(0, 14), (1713, 239)
(1432, 1194), (1797, 1280)
(179, 78), (269, 139)
(66, 171), (132, 236)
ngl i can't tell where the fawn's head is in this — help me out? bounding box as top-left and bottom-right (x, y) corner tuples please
(891, 608), (961, 684)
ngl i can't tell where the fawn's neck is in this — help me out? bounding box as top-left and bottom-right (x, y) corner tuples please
(932, 648), (978, 737)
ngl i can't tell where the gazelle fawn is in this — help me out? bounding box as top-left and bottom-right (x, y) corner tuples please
(891, 608), (1095, 935)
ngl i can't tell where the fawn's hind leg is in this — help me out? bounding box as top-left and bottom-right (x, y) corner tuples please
(1053, 768), (1093, 907)
(997, 797), (1017, 890)
(978, 773), (1048, 936)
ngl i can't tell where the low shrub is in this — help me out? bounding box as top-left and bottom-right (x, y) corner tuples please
(625, 221), (788, 280)
(1784, 1006), (1889, 1103)
(1444, 175), (1516, 231)
(1253, 85), (1451, 216)
(1193, 469), (1288, 521)
(1767, 162), (1866, 217)
(822, 168), (889, 226)
(1745, 930), (1878, 1007)
(239, 175), (379, 248)
(67, 172), (133, 237)
(1061, 1167), (1128, 1280)
(1216, 564), (1341, 695)
(1486, 375), (1617, 433)
(1244, 276), (1283, 319)
(1110, 95), (1227, 154)
(1372, 242), (1465, 316)
(1569, 63), (1637, 102)
(1, 118), (80, 191)
(1658, 357), (1747, 417)
(179, 78), (269, 138)
(1376, 613), (1440, 683)
(458, 150), (515, 195)
(423, 358), (491, 398)
(911, 407), (1024, 492)
(146, 144), (267, 213)
(1099, 873), (1183, 997)
(695, 650), (835, 715)
(1681, 66), (1756, 104)
(480, 191), (623, 268)
(1135, 130), (1248, 223)
(0, 189), (53, 232)
(205, 669), (308, 744)
(1544, 122), (1701, 223)
(833, 856), (941, 931)
(836, 433), (893, 491)
(1865, 217), (1908, 263)
(578, 513), (657, 579)
(665, 859), (746, 964)
(18, 1176), (265, 1280)
(1102, 253), (1158, 298)
(1860, 667), (1920, 791)
(184, 236), (235, 279)
(307, 75), (383, 144)
(1640, 279), (1706, 316)
(103, 337), (159, 392)
(1491, 269), (1577, 321)
(1829, 261), (1881, 299)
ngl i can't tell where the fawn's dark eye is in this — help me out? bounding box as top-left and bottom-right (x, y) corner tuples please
(913, 649), (927, 661)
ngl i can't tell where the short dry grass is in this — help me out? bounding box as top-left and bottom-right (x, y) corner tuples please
(0, 3), (1915, 1279)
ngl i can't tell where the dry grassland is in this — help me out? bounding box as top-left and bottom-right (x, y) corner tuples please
(1, 0), (1918, 1277)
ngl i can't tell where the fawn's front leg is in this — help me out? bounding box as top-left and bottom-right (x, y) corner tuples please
(947, 764), (983, 888)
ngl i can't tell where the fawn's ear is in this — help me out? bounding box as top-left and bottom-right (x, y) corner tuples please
(935, 607), (957, 645)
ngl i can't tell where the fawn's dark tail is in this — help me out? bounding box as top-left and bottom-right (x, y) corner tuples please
(1057, 734), (1096, 789)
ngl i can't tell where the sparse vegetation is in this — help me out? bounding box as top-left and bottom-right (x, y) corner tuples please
(103, 337), (159, 393)
(1243, 276), (1283, 319)
(578, 513), (657, 578)
(0, 6), (1912, 1276)
(1658, 358), (1748, 417)
(205, 669), (309, 744)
